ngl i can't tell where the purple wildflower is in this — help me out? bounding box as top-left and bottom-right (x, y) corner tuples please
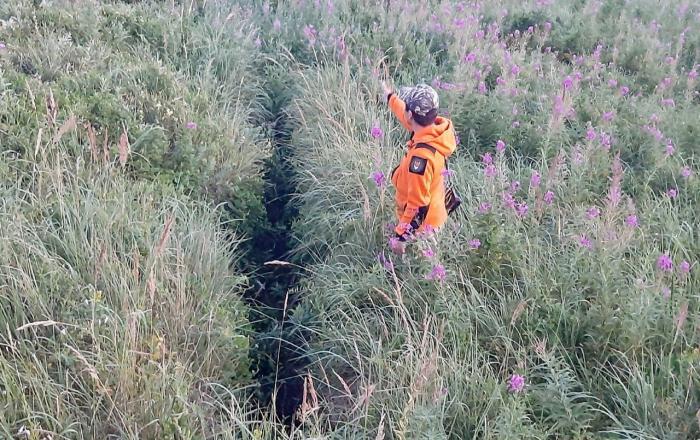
(370, 170), (385, 188)
(510, 180), (521, 192)
(660, 98), (675, 107)
(423, 248), (435, 258)
(689, 70), (698, 81)
(586, 207), (601, 219)
(608, 79), (618, 88)
(378, 253), (394, 271)
(544, 190), (555, 205)
(426, 264), (447, 282)
(563, 76), (574, 90)
(496, 76), (506, 86)
(186, 121), (198, 130)
(502, 192), (516, 209)
(586, 127), (597, 141)
(602, 111), (615, 122)
(303, 24), (317, 46)
(516, 202), (529, 217)
(667, 187), (678, 199)
(507, 374), (526, 393)
(620, 86), (630, 96)
(254, 37), (262, 48)
(484, 164), (497, 178)
(273, 18), (282, 31)
(544, 21), (552, 32)
(482, 152), (493, 165)
(510, 64), (521, 76)
(681, 166), (692, 179)
(530, 171), (541, 188)
(665, 142), (675, 156)
(388, 236), (401, 253)
(468, 238), (481, 250)
(650, 113), (660, 123)
(496, 140), (506, 153)
(478, 81), (487, 94)
(579, 235), (592, 249)
(370, 123), (383, 139)
(679, 260), (691, 274)
(625, 214), (639, 228)
(662, 286), (671, 299)
(441, 168), (456, 179)
(0, 42), (5, 50)
(464, 52), (476, 63)
(657, 253), (673, 272)
(478, 202), (492, 214)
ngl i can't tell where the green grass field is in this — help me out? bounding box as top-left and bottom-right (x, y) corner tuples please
(1, 0), (698, 439)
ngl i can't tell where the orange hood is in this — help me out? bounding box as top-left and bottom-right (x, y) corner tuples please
(411, 116), (457, 158)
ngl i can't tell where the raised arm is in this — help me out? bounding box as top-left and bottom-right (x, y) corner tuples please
(382, 81), (412, 131)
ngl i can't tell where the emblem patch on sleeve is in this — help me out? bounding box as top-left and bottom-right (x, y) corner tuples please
(409, 156), (428, 175)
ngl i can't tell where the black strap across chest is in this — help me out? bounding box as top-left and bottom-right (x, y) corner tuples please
(414, 143), (449, 169)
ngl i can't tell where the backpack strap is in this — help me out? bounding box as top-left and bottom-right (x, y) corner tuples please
(416, 143), (448, 168)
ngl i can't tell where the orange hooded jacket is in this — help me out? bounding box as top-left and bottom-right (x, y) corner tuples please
(387, 93), (457, 238)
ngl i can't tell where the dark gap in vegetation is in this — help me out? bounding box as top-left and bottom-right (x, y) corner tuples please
(242, 69), (310, 427)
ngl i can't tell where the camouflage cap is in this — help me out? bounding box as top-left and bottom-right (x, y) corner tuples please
(397, 84), (439, 117)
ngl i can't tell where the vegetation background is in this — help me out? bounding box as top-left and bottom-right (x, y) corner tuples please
(0, 0), (698, 439)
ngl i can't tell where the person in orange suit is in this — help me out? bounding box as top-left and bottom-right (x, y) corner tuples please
(381, 81), (458, 252)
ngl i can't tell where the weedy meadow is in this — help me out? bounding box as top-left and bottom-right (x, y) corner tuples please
(0, 0), (698, 439)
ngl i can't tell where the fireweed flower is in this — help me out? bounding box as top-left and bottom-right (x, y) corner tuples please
(185, 121), (197, 130)
(370, 170), (385, 187)
(478, 202), (492, 214)
(625, 214), (639, 228)
(303, 24), (317, 46)
(502, 192), (516, 209)
(620, 86), (630, 95)
(378, 253), (394, 271)
(544, 190), (555, 205)
(496, 140), (506, 153)
(667, 187), (678, 199)
(423, 248), (436, 258)
(507, 374), (526, 393)
(679, 260), (691, 274)
(579, 235), (592, 249)
(426, 264), (447, 282)
(484, 165), (498, 178)
(662, 286), (671, 299)
(530, 171), (541, 188)
(681, 166), (692, 178)
(441, 168), (456, 179)
(370, 122), (383, 139)
(510, 181), (521, 192)
(516, 202), (529, 217)
(586, 127), (597, 141)
(563, 76), (574, 90)
(464, 52), (477, 63)
(469, 238), (481, 250)
(657, 253), (673, 272)
(665, 142), (675, 156)
(586, 207), (601, 219)
(482, 152), (494, 165)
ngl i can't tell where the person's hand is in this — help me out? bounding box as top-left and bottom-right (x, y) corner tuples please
(381, 81), (392, 101)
